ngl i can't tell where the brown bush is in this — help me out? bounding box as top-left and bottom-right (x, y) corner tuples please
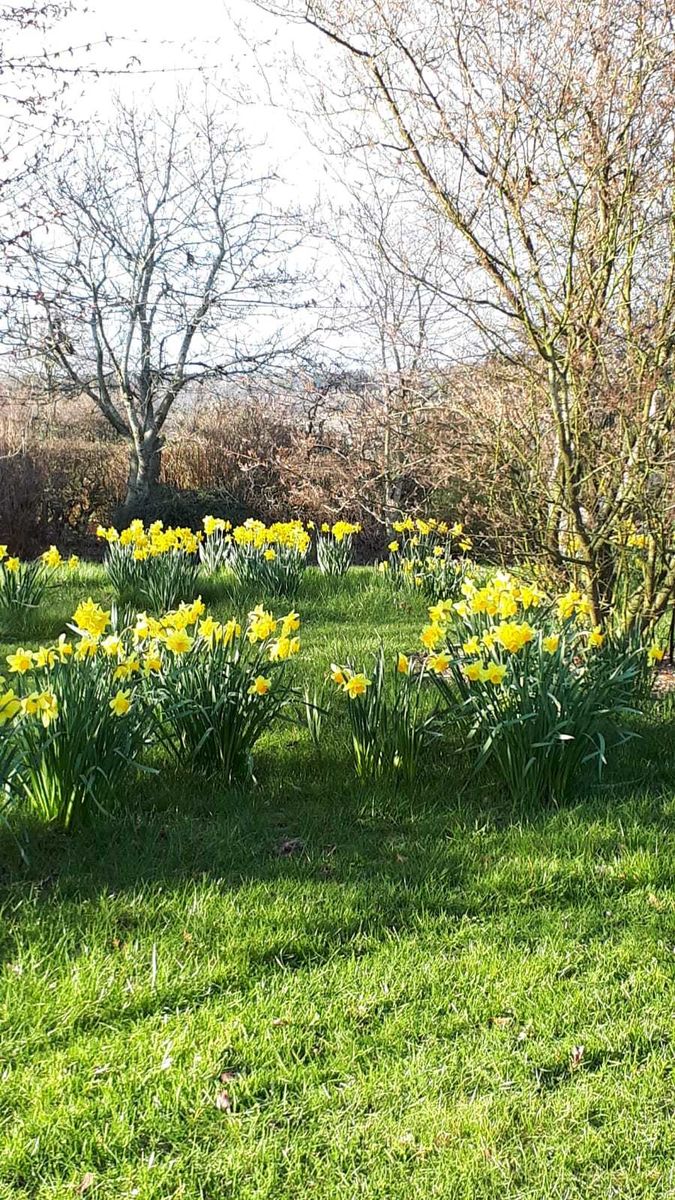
(0, 375), (515, 559)
(0, 439), (127, 556)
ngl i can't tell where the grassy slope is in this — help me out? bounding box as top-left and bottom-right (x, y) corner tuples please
(1, 568), (675, 1199)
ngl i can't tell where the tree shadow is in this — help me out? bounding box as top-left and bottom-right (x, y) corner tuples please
(2, 726), (674, 1071)
(2, 726), (673, 905)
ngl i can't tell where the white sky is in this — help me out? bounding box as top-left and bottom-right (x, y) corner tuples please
(22, 0), (332, 198)
(5, 1), (478, 366)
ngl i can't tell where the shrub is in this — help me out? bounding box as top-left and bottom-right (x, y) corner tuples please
(383, 516), (472, 599)
(0, 545), (78, 623)
(98, 520), (201, 610)
(4, 609), (148, 829)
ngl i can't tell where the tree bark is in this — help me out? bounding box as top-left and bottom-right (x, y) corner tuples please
(119, 431), (163, 522)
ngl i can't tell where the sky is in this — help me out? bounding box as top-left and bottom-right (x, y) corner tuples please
(19, 0), (331, 198)
(3, 0), (477, 368)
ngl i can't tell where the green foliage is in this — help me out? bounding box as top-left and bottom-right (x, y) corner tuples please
(434, 625), (643, 804)
(229, 542), (308, 596)
(332, 648), (443, 784)
(0, 722), (17, 798)
(199, 525), (230, 573)
(147, 611), (301, 784)
(11, 656), (148, 830)
(301, 681), (328, 750)
(139, 551), (202, 612)
(101, 540), (139, 597)
(316, 523), (360, 577)
(0, 559), (50, 617)
(103, 541), (201, 610)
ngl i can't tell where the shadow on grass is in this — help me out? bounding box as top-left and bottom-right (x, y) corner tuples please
(2, 710), (674, 897)
(1, 717), (675, 1064)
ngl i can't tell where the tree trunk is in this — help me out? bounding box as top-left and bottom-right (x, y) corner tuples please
(119, 431), (163, 522)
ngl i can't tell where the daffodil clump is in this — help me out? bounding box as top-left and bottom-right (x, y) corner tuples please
(329, 649), (443, 784)
(419, 570), (662, 803)
(97, 519), (201, 610)
(0, 592), (304, 823)
(316, 520), (361, 577)
(381, 517), (473, 600)
(146, 601), (303, 782)
(0, 543), (78, 619)
(0, 683), (22, 799)
(199, 515), (233, 573)
(229, 519), (311, 596)
(2, 600), (148, 829)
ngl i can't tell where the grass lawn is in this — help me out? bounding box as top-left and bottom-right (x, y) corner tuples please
(1, 567), (675, 1199)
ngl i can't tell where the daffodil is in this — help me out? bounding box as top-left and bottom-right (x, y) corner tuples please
(462, 636), (481, 656)
(165, 628), (193, 655)
(72, 598), (110, 638)
(6, 648), (33, 674)
(427, 652), (450, 674)
(484, 662), (507, 685)
(248, 675), (271, 696)
(420, 624), (444, 651)
(344, 673), (370, 699)
(143, 649), (163, 674)
(109, 689), (132, 717)
(33, 646), (56, 669)
(281, 611), (301, 635)
(463, 662), (483, 682)
(101, 635), (124, 658)
(41, 545), (62, 569)
(36, 691), (58, 726)
(0, 690), (21, 724)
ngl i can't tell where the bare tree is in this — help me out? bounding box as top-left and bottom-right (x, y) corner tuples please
(262, 0), (675, 629)
(324, 182), (465, 527)
(0, 2), (77, 249)
(5, 95), (309, 516)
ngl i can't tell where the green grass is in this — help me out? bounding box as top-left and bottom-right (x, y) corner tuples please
(1, 567), (675, 1198)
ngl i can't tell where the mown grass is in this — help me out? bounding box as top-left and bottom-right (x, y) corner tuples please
(1, 566), (675, 1199)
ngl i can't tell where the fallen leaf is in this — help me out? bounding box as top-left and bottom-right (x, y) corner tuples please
(215, 1089), (232, 1112)
(570, 1044), (585, 1071)
(491, 1015), (514, 1029)
(276, 837), (304, 857)
(79, 1173), (95, 1194)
